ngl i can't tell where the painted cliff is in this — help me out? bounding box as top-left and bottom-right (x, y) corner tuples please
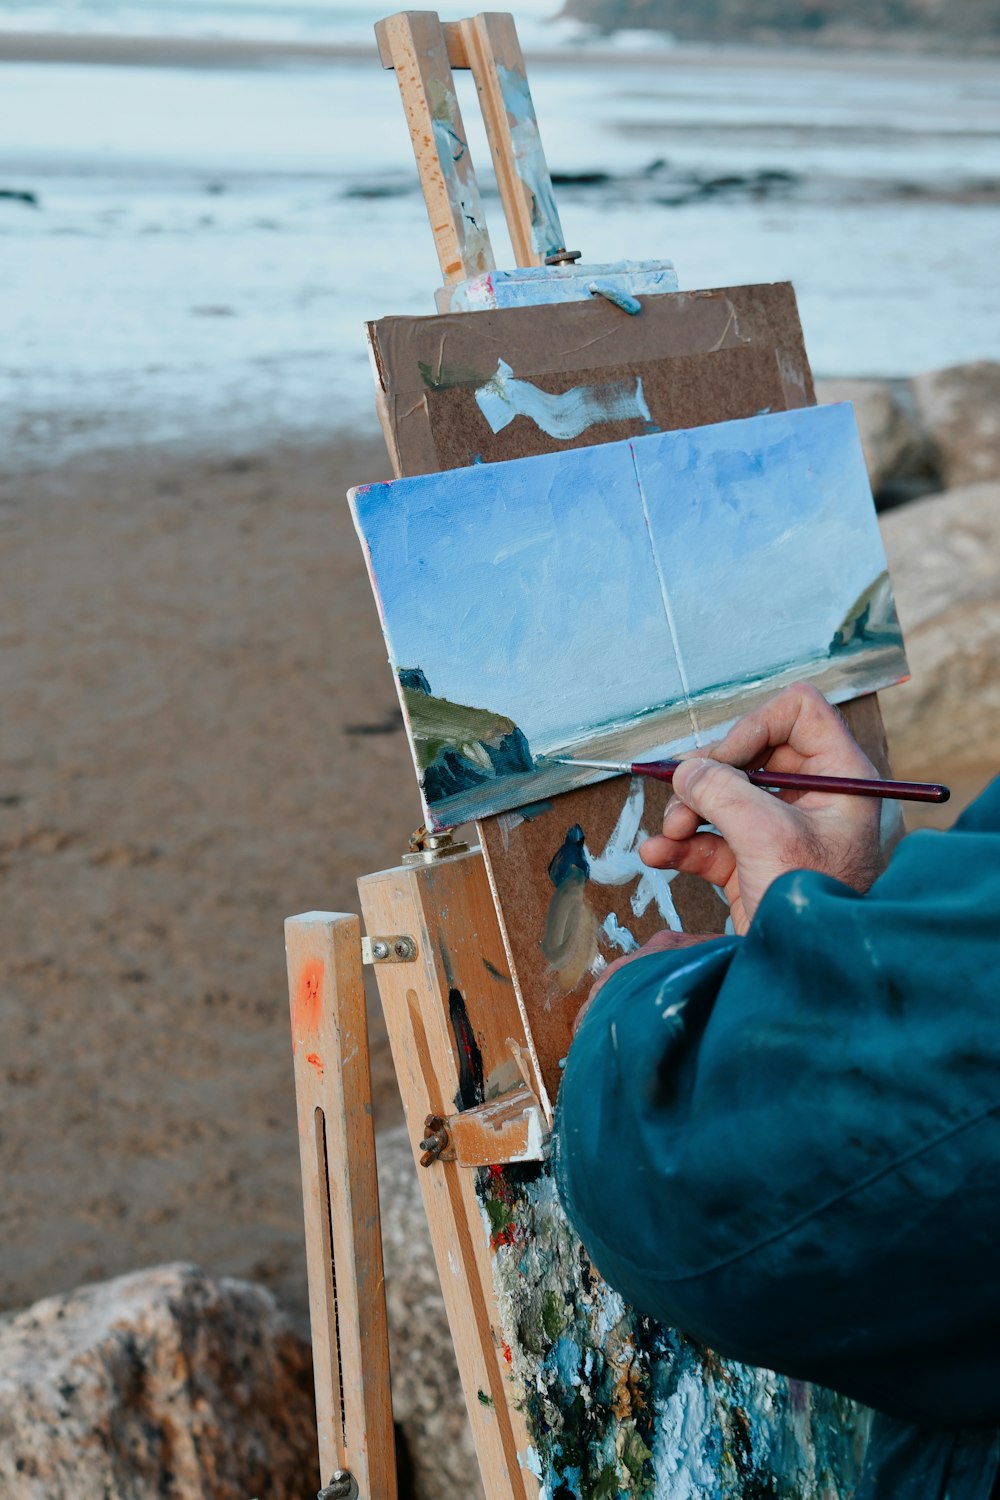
(830, 570), (903, 653)
(400, 669), (534, 804)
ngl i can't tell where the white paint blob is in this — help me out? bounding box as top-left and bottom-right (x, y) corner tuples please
(476, 358), (654, 439)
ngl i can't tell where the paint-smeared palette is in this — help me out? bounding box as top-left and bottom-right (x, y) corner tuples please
(349, 403), (908, 833)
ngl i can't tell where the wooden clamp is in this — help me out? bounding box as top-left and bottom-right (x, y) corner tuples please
(419, 1083), (550, 1168)
(375, 10), (567, 282)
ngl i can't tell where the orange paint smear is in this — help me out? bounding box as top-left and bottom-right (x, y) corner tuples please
(306, 1052), (325, 1078)
(291, 957), (324, 1052)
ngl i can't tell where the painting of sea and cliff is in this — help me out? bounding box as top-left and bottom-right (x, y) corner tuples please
(349, 402), (908, 832)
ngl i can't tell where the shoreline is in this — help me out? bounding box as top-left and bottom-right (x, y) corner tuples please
(2, 28), (998, 71)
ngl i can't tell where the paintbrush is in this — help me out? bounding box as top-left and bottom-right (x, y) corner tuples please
(547, 757), (951, 805)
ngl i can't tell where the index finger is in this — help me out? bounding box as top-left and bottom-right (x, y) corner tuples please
(707, 682), (877, 778)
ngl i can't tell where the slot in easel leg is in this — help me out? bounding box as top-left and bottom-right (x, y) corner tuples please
(285, 911), (398, 1500)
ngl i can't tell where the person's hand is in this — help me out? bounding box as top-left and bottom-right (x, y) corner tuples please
(572, 929), (714, 1034)
(640, 683), (885, 935)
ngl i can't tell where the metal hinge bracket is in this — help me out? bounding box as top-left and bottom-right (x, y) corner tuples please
(361, 934), (417, 965)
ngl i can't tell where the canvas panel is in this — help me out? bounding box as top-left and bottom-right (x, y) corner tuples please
(349, 404), (908, 834)
(631, 401), (908, 741)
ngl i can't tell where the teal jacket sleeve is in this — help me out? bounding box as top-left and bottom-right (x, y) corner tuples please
(553, 779), (1000, 1430)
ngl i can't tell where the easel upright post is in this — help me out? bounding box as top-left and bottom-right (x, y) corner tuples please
(375, 10), (495, 284)
(285, 912), (397, 1500)
(456, 13), (566, 265)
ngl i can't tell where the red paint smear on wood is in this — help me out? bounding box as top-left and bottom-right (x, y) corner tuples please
(306, 1052), (325, 1077)
(291, 957), (324, 1052)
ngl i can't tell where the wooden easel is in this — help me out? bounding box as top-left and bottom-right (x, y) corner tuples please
(285, 17), (893, 1498)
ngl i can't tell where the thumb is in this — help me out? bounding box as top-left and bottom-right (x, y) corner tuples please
(670, 757), (792, 855)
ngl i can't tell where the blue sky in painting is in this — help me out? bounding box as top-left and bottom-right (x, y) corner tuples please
(350, 403), (889, 755)
(634, 402), (883, 692)
(351, 442), (686, 747)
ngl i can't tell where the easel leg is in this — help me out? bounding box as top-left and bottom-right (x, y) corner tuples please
(285, 912), (397, 1500)
(359, 854), (539, 1500)
(375, 10), (495, 286)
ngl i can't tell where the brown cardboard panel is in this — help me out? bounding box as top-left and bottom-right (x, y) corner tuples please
(479, 776), (729, 1112)
(425, 344), (787, 470)
(368, 282), (814, 476)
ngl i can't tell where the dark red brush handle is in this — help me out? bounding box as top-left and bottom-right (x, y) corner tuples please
(631, 761), (950, 805)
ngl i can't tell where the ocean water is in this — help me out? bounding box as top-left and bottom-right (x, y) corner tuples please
(2, 2), (999, 467)
(0, 0), (573, 48)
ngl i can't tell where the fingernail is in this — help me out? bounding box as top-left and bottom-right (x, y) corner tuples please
(663, 798), (688, 830)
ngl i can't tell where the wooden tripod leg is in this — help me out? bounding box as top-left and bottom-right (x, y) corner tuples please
(359, 851), (540, 1500)
(285, 911), (397, 1500)
(455, 13), (566, 266)
(375, 11), (495, 285)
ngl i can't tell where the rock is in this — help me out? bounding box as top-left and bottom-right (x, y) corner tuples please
(402, 678), (534, 803)
(376, 1125), (483, 1500)
(879, 480), (1000, 771)
(399, 666), (432, 696)
(0, 1145), (482, 1500)
(555, 0), (1000, 47)
(0, 1263), (317, 1500)
(814, 376), (928, 499)
(829, 569), (902, 653)
(910, 361), (1000, 489)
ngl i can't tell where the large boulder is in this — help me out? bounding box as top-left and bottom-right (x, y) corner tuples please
(376, 1125), (482, 1500)
(814, 376), (927, 498)
(0, 1263), (317, 1500)
(10, 1126), (919, 1500)
(910, 361), (1000, 489)
(879, 480), (1000, 772)
(0, 1137), (481, 1500)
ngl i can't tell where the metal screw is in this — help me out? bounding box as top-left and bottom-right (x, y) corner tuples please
(371, 939), (390, 960)
(544, 247), (582, 265)
(402, 825), (470, 865)
(419, 1113), (449, 1167)
(318, 1470), (357, 1500)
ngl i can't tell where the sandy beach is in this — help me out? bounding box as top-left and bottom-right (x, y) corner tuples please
(0, 433), (420, 1322)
